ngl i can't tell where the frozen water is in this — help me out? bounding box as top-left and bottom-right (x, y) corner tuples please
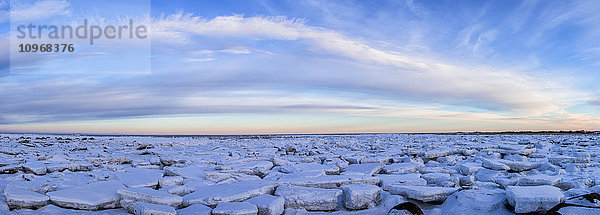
(274, 185), (342, 211)
(3, 186), (49, 209)
(183, 180), (275, 206)
(244, 194), (285, 215)
(132, 202), (176, 215)
(440, 189), (512, 215)
(340, 183), (381, 210)
(117, 187), (183, 208)
(212, 202), (258, 215)
(177, 203), (212, 215)
(46, 180), (124, 210)
(505, 185), (564, 213)
(0, 133), (599, 214)
(387, 185), (457, 202)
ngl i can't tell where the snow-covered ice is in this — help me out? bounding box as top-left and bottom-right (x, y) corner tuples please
(3, 186), (49, 209)
(0, 133), (599, 214)
(183, 180), (275, 206)
(340, 183), (381, 210)
(132, 202), (176, 215)
(212, 202), (258, 215)
(387, 185), (457, 202)
(244, 194), (285, 215)
(274, 184), (342, 211)
(505, 185), (564, 213)
(47, 180), (124, 210)
(176, 203), (212, 215)
(118, 187), (183, 209)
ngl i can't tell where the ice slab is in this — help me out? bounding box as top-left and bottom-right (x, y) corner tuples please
(505, 185), (564, 213)
(274, 185), (342, 211)
(183, 180), (275, 207)
(47, 180), (124, 210)
(387, 185), (457, 202)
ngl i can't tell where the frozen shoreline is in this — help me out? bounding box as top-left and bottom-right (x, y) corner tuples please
(1, 133), (599, 214)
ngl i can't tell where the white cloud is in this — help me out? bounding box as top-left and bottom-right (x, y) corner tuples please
(9, 0), (70, 22)
(183, 57), (214, 62)
(219, 47), (252, 54)
(0, 0), (8, 23)
(505, 0), (539, 33)
(190, 47), (254, 55)
(405, 0), (430, 18)
(150, 13), (581, 114)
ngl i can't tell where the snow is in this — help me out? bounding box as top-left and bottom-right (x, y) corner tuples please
(117, 187), (183, 208)
(482, 158), (510, 171)
(159, 185), (194, 196)
(340, 184), (381, 210)
(381, 162), (422, 174)
(343, 163), (384, 176)
(177, 204), (212, 215)
(425, 148), (454, 159)
(212, 202), (258, 215)
(0, 199), (8, 212)
(21, 161), (47, 175)
(3, 186), (49, 209)
(6, 180), (57, 194)
(164, 166), (209, 180)
(279, 163), (340, 175)
(516, 174), (561, 186)
(497, 159), (540, 172)
(458, 175), (475, 186)
(115, 169), (163, 188)
(440, 189), (512, 215)
(505, 185), (565, 213)
(421, 172), (457, 187)
(183, 180), (275, 206)
(46, 180), (124, 210)
(378, 174), (427, 191)
(274, 174), (379, 189)
(158, 176), (184, 188)
(387, 185), (458, 202)
(132, 202), (176, 215)
(274, 185), (342, 211)
(244, 194), (285, 215)
(558, 207), (600, 215)
(457, 163), (483, 175)
(1, 133), (599, 214)
(222, 161), (274, 176)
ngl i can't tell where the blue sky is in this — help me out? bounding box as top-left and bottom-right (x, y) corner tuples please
(0, 0), (599, 134)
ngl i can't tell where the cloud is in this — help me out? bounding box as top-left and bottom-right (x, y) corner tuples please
(150, 13), (578, 114)
(1, 4), (597, 134)
(189, 47), (258, 55)
(183, 57), (214, 62)
(0, 0), (8, 23)
(9, 0), (70, 22)
(505, 0), (539, 33)
(405, 0), (430, 18)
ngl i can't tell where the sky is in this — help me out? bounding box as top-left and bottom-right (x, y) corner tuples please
(0, 0), (599, 134)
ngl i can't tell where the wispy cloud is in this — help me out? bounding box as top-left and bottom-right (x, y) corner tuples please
(183, 57), (214, 62)
(505, 0), (539, 33)
(150, 13), (579, 114)
(1, 1), (599, 133)
(0, 0), (8, 23)
(9, 0), (70, 22)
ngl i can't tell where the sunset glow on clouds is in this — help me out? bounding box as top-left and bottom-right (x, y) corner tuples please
(1, 0), (599, 134)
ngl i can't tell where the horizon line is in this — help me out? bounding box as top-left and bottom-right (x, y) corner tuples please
(1, 130), (598, 137)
